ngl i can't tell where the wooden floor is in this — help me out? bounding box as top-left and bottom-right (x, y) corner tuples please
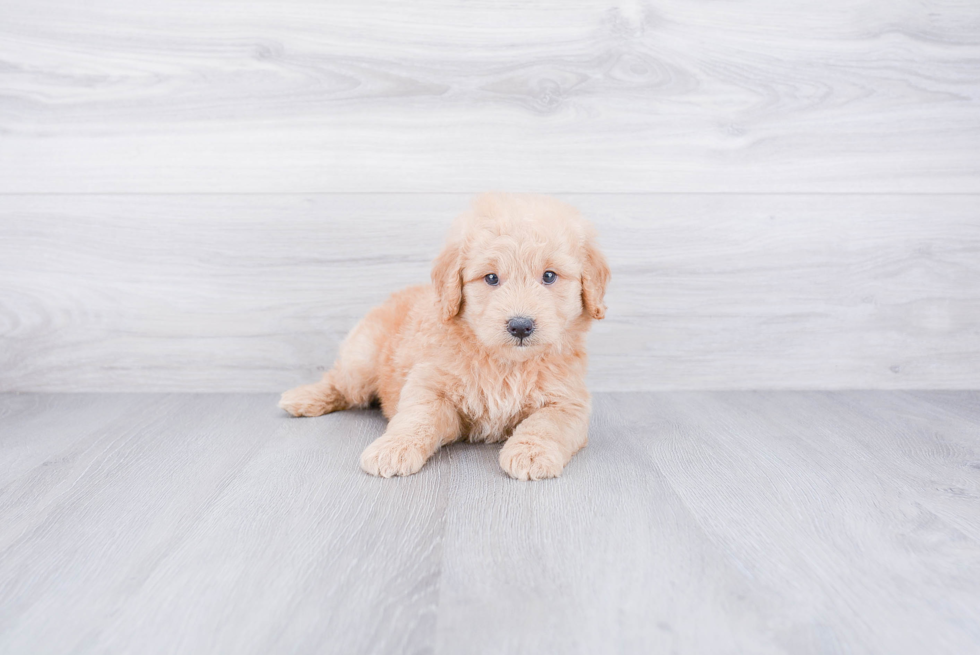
(1, 391), (978, 654)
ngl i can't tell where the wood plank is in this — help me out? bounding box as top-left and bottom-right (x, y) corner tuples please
(590, 390), (980, 654)
(435, 394), (796, 654)
(1, 193), (978, 392)
(0, 394), (446, 654)
(3, 392), (978, 653)
(1, 0), (978, 192)
(0, 393), (151, 552)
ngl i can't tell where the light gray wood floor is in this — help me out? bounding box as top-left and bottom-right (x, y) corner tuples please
(1, 391), (978, 654)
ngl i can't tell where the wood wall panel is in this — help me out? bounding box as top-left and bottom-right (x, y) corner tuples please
(0, 0), (978, 193)
(1, 194), (977, 392)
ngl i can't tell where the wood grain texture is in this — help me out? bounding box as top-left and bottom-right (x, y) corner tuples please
(1, 193), (978, 392)
(1, 0), (979, 193)
(0, 394), (444, 654)
(1, 391), (979, 654)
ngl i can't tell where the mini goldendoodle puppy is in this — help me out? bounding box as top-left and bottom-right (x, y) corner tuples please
(279, 193), (609, 480)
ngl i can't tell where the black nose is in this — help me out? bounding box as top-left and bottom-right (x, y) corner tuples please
(507, 317), (535, 340)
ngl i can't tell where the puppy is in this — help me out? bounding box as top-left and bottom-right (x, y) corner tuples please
(279, 193), (610, 480)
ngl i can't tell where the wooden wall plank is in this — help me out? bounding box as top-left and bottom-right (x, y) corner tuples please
(1, 0), (978, 193)
(1, 193), (977, 392)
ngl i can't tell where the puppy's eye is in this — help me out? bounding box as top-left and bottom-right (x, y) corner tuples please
(484, 273), (499, 286)
(542, 270), (558, 285)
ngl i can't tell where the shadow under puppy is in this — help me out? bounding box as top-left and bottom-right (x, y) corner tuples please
(279, 193), (610, 480)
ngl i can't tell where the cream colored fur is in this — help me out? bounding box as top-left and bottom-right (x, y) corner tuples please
(279, 193), (610, 480)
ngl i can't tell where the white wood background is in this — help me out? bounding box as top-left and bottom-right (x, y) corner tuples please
(1, 0), (978, 391)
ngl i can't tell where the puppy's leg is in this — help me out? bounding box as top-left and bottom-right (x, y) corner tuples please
(279, 306), (388, 417)
(360, 384), (461, 477)
(278, 371), (350, 417)
(499, 403), (590, 481)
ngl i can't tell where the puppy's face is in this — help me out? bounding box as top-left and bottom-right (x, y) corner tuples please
(432, 194), (609, 360)
(459, 230), (583, 358)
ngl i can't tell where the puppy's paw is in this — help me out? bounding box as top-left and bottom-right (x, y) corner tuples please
(278, 383), (342, 417)
(499, 437), (565, 481)
(360, 435), (431, 478)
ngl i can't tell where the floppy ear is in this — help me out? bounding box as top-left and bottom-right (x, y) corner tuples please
(431, 238), (464, 321)
(581, 236), (610, 320)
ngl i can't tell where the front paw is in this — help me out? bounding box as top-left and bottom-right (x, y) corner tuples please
(360, 435), (432, 478)
(499, 437), (565, 481)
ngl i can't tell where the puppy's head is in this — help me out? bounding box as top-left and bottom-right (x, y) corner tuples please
(431, 193), (610, 360)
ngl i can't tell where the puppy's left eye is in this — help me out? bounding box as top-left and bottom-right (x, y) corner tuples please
(542, 270), (558, 285)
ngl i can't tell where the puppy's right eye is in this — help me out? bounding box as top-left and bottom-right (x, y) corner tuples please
(484, 273), (499, 286)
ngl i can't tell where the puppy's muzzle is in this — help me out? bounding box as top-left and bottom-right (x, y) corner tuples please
(507, 317), (535, 342)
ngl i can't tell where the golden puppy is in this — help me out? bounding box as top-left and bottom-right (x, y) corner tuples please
(279, 193), (610, 480)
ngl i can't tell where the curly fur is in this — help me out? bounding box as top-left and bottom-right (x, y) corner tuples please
(279, 193), (610, 480)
